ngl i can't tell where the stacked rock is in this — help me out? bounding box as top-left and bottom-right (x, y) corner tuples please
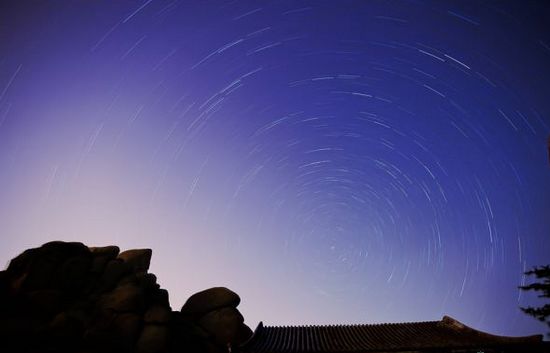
(178, 287), (253, 352)
(0, 241), (252, 353)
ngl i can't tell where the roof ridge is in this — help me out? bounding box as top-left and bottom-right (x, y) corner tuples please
(261, 318), (442, 329)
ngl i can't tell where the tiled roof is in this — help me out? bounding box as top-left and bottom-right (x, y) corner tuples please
(239, 316), (544, 352)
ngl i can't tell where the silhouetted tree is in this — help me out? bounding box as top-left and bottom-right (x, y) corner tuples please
(519, 265), (550, 333)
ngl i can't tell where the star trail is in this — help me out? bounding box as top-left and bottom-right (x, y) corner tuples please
(0, 0), (549, 338)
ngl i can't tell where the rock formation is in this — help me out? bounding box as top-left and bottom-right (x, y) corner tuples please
(0, 241), (252, 353)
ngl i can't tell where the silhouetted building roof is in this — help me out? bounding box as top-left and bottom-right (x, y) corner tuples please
(239, 316), (547, 353)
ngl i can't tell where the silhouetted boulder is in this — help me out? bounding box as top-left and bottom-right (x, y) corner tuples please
(55, 254), (92, 292)
(179, 287), (252, 350)
(96, 259), (132, 293)
(235, 323), (254, 345)
(152, 288), (170, 307)
(26, 288), (66, 316)
(90, 245), (120, 258)
(98, 283), (145, 312)
(48, 311), (85, 346)
(169, 316), (215, 353)
(144, 304), (171, 324)
(136, 324), (170, 353)
(112, 312), (143, 350)
(0, 241), (251, 353)
(90, 246), (120, 274)
(118, 249), (152, 273)
(181, 286), (240, 315)
(198, 306), (244, 345)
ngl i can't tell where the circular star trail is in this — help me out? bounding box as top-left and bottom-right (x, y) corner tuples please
(0, 0), (549, 337)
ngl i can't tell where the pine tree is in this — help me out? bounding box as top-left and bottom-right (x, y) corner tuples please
(519, 265), (550, 332)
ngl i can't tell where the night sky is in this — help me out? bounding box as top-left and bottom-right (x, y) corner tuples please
(1, 0), (550, 338)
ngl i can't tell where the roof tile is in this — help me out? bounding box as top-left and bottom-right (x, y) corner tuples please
(239, 316), (543, 352)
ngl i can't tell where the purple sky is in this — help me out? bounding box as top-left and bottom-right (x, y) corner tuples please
(1, 0), (549, 338)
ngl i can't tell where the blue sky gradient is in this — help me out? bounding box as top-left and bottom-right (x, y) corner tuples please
(1, 0), (549, 337)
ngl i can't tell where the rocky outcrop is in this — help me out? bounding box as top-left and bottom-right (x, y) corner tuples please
(182, 287), (241, 315)
(181, 287), (252, 348)
(0, 241), (252, 353)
